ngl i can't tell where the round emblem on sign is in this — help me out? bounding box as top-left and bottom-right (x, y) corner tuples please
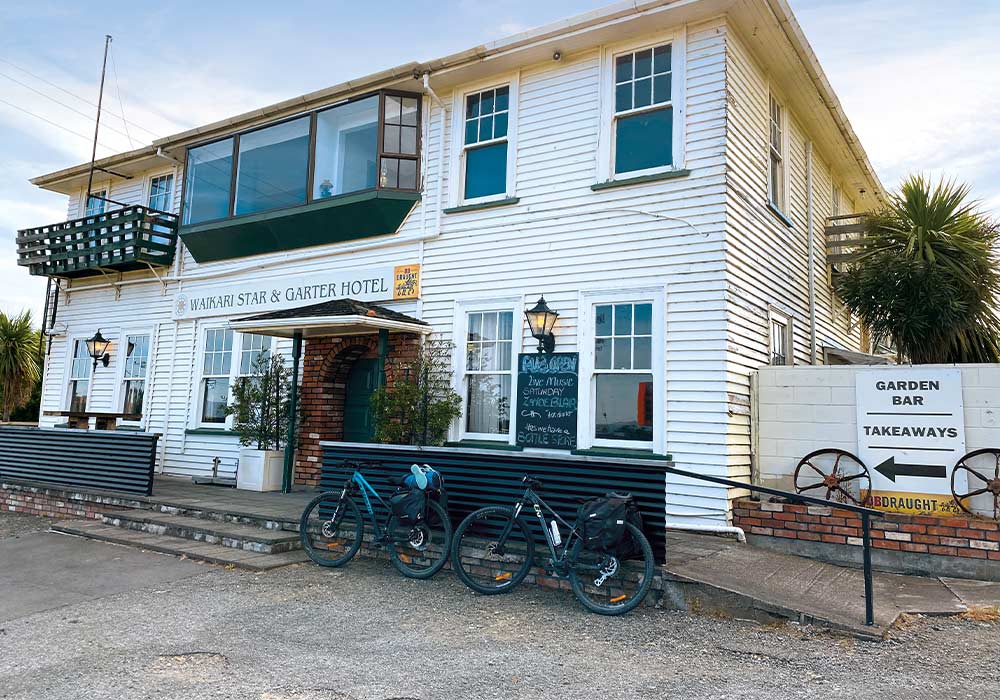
(174, 293), (189, 318)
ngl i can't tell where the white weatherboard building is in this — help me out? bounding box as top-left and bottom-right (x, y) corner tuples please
(17, 0), (883, 525)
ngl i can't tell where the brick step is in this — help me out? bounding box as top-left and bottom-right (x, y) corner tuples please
(100, 510), (302, 554)
(141, 500), (300, 533)
(51, 521), (309, 571)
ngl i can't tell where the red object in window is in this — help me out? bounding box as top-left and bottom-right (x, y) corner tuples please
(637, 381), (653, 426)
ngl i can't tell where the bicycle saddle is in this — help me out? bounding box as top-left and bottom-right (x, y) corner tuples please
(522, 474), (543, 489)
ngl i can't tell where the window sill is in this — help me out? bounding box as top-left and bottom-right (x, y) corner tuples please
(571, 447), (672, 461)
(444, 440), (523, 451)
(185, 428), (237, 436)
(591, 169), (691, 191)
(443, 197), (520, 214)
(767, 202), (794, 228)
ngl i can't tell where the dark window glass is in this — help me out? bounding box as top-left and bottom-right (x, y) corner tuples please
(595, 305), (612, 336)
(202, 377), (230, 423)
(595, 374), (654, 442)
(123, 381), (145, 416)
(464, 142), (507, 200)
(183, 138), (234, 225)
(314, 96), (379, 198)
(615, 108), (672, 174)
(234, 117), (310, 216)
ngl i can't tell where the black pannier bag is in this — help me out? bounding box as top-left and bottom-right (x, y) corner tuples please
(390, 487), (427, 525)
(576, 492), (644, 558)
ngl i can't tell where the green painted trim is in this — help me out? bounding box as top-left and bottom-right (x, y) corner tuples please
(442, 197), (520, 214)
(590, 169), (691, 191)
(185, 428), (238, 436)
(571, 447), (672, 461)
(178, 189), (420, 263)
(444, 440), (524, 452)
(768, 202), (794, 228)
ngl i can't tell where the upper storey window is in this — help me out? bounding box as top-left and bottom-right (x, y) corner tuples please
(613, 43), (673, 175)
(768, 93), (786, 213)
(181, 91), (421, 227)
(463, 86), (509, 200)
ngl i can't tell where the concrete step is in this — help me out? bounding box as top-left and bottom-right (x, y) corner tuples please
(51, 520), (309, 572)
(100, 510), (302, 554)
(140, 499), (301, 533)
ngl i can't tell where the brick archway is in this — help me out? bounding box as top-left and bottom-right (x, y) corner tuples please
(294, 333), (419, 486)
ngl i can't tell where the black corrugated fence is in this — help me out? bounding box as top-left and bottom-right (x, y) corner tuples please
(0, 426), (158, 496)
(321, 443), (669, 562)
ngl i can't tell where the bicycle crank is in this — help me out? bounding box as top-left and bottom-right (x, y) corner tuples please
(593, 557), (619, 587)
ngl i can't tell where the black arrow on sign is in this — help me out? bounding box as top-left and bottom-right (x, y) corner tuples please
(874, 457), (947, 483)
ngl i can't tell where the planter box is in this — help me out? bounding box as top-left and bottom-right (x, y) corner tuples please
(237, 448), (284, 492)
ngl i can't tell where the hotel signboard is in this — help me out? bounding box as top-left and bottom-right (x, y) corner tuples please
(856, 368), (967, 516)
(172, 264), (420, 320)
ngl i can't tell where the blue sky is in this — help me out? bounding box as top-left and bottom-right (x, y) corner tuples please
(2, 0), (999, 320)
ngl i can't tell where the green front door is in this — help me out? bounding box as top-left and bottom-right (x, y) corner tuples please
(343, 358), (378, 443)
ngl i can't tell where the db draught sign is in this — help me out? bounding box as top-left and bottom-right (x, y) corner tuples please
(856, 368), (967, 516)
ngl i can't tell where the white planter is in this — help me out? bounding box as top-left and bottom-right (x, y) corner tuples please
(237, 447), (285, 492)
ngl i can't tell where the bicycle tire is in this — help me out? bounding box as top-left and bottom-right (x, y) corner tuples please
(451, 506), (535, 595)
(568, 523), (654, 616)
(388, 499), (453, 579)
(299, 492), (364, 567)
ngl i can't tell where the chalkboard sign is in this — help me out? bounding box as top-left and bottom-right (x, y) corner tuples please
(515, 352), (579, 450)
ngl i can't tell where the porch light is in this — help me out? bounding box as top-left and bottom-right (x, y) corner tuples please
(525, 296), (558, 354)
(86, 329), (112, 370)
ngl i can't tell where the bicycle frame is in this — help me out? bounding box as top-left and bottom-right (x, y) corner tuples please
(335, 469), (392, 541)
(505, 486), (586, 572)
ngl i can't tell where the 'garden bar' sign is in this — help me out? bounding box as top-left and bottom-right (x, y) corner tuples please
(515, 352), (579, 450)
(173, 264), (420, 320)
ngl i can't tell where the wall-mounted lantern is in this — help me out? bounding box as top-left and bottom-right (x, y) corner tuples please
(525, 296), (559, 354)
(85, 329), (112, 370)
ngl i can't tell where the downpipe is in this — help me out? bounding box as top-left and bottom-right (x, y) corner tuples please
(806, 140), (817, 364)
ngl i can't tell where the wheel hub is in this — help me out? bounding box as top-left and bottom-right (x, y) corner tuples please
(823, 473), (842, 488)
(988, 479), (1000, 496)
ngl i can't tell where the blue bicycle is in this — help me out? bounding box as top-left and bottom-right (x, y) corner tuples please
(298, 461), (452, 579)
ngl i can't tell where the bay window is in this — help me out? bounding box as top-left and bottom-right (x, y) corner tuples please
(463, 309), (515, 438)
(314, 97), (379, 198)
(234, 117), (310, 215)
(183, 138), (234, 225)
(593, 302), (654, 444)
(612, 43), (674, 175)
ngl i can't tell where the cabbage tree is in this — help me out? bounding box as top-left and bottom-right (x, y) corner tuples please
(0, 310), (40, 422)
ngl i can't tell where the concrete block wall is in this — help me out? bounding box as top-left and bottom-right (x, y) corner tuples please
(754, 364), (1000, 494)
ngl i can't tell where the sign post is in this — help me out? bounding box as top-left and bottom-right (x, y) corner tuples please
(856, 368), (966, 516)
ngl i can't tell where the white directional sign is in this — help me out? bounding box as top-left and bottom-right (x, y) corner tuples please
(856, 368), (967, 516)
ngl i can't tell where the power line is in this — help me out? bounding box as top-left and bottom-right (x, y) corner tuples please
(108, 44), (135, 149)
(0, 95), (117, 153)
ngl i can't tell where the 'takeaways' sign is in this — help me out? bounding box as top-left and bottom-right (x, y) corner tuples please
(172, 264), (420, 320)
(515, 352), (579, 450)
(856, 368), (967, 516)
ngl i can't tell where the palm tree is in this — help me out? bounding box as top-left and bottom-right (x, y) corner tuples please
(835, 175), (1000, 363)
(0, 310), (40, 422)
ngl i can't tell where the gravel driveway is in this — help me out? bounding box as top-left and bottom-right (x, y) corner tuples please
(0, 511), (53, 538)
(1, 518), (998, 700)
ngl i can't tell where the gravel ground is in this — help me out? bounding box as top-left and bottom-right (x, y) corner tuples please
(0, 511), (54, 538)
(1, 533), (998, 700)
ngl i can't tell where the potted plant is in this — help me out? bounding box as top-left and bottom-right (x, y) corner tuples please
(226, 352), (295, 491)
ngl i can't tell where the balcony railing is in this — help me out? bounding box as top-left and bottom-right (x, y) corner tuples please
(16, 205), (178, 278)
(825, 213), (869, 270)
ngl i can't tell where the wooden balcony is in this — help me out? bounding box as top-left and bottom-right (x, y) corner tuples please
(825, 213), (869, 269)
(16, 205), (178, 278)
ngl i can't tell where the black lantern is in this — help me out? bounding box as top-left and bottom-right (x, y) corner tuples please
(525, 296), (558, 354)
(85, 329), (112, 370)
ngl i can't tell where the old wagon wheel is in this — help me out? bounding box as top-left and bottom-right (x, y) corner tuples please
(951, 449), (1000, 521)
(793, 448), (871, 506)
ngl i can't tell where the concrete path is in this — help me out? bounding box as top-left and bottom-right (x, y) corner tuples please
(663, 531), (1000, 637)
(0, 530), (205, 622)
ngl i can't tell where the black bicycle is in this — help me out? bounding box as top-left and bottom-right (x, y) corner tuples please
(450, 475), (655, 615)
(299, 461), (452, 579)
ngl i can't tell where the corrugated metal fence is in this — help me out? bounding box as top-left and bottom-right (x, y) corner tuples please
(0, 426), (158, 496)
(321, 443), (669, 562)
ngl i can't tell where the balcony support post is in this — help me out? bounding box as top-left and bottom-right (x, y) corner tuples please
(144, 263), (168, 295)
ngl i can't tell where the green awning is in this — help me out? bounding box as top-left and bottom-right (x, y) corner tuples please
(178, 189), (420, 263)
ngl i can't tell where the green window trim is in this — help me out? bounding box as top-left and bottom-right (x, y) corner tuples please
(443, 196), (520, 214)
(767, 201), (794, 228)
(571, 447), (672, 461)
(444, 440), (524, 452)
(591, 169), (691, 191)
(184, 428), (238, 436)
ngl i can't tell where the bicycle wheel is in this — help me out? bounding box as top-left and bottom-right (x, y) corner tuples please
(569, 523), (654, 615)
(299, 492), (365, 567)
(451, 506), (535, 595)
(387, 499), (453, 579)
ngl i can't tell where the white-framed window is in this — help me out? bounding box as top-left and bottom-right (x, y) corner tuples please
(121, 333), (151, 418)
(768, 309), (792, 366)
(450, 76), (518, 206)
(147, 173), (174, 211)
(768, 92), (786, 212)
(464, 310), (515, 437)
(578, 288), (665, 453)
(85, 189), (107, 217)
(68, 339), (92, 412)
(831, 183), (842, 217)
(197, 329), (273, 426)
(598, 32), (685, 182)
(238, 333), (272, 375)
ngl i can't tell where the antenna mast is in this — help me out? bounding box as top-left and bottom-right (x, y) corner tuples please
(84, 34), (112, 205)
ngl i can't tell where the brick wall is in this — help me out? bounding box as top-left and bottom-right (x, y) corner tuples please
(2, 480), (143, 520)
(734, 498), (1000, 562)
(294, 333), (420, 486)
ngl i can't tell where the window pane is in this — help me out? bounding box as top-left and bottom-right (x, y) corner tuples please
(496, 341), (512, 371)
(614, 304), (632, 336)
(614, 107), (672, 174)
(634, 337), (652, 370)
(401, 97), (418, 126)
(70, 381), (89, 412)
(634, 78), (652, 109)
(613, 338), (631, 369)
(653, 44), (671, 73)
(634, 49), (653, 78)
(495, 86), (509, 112)
(400, 125), (418, 155)
(595, 305), (612, 336)
(481, 342), (496, 371)
(615, 54), (633, 83)
(466, 93), (480, 119)
(480, 90), (495, 116)
(123, 380), (145, 416)
(380, 157), (399, 188)
(466, 343), (481, 372)
(653, 73), (671, 104)
(482, 312), (498, 341)
(465, 118), (479, 145)
(494, 112), (508, 139)
(384, 124), (401, 153)
(615, 83), (632, 113)
(497, 311), (513, 340)
(314, 96), (379, 198)
(595, 374), (653, 442)
(478, 115), (494, 142)
(634, 303), (652, 335)
(464, 142), (507, 199)
(398, 159), (417, 190)
(468, 312), (483, 342)
(86, 191), (106, 217)
(384, 95), (402, 124)
(466, 374), (511, 435)
(234, 116), (310, 215)
(148, 175), (173, 211)
(595, 338), (612, 369)
(183, 138), (233, 225)
(202, 377), (230, 423)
